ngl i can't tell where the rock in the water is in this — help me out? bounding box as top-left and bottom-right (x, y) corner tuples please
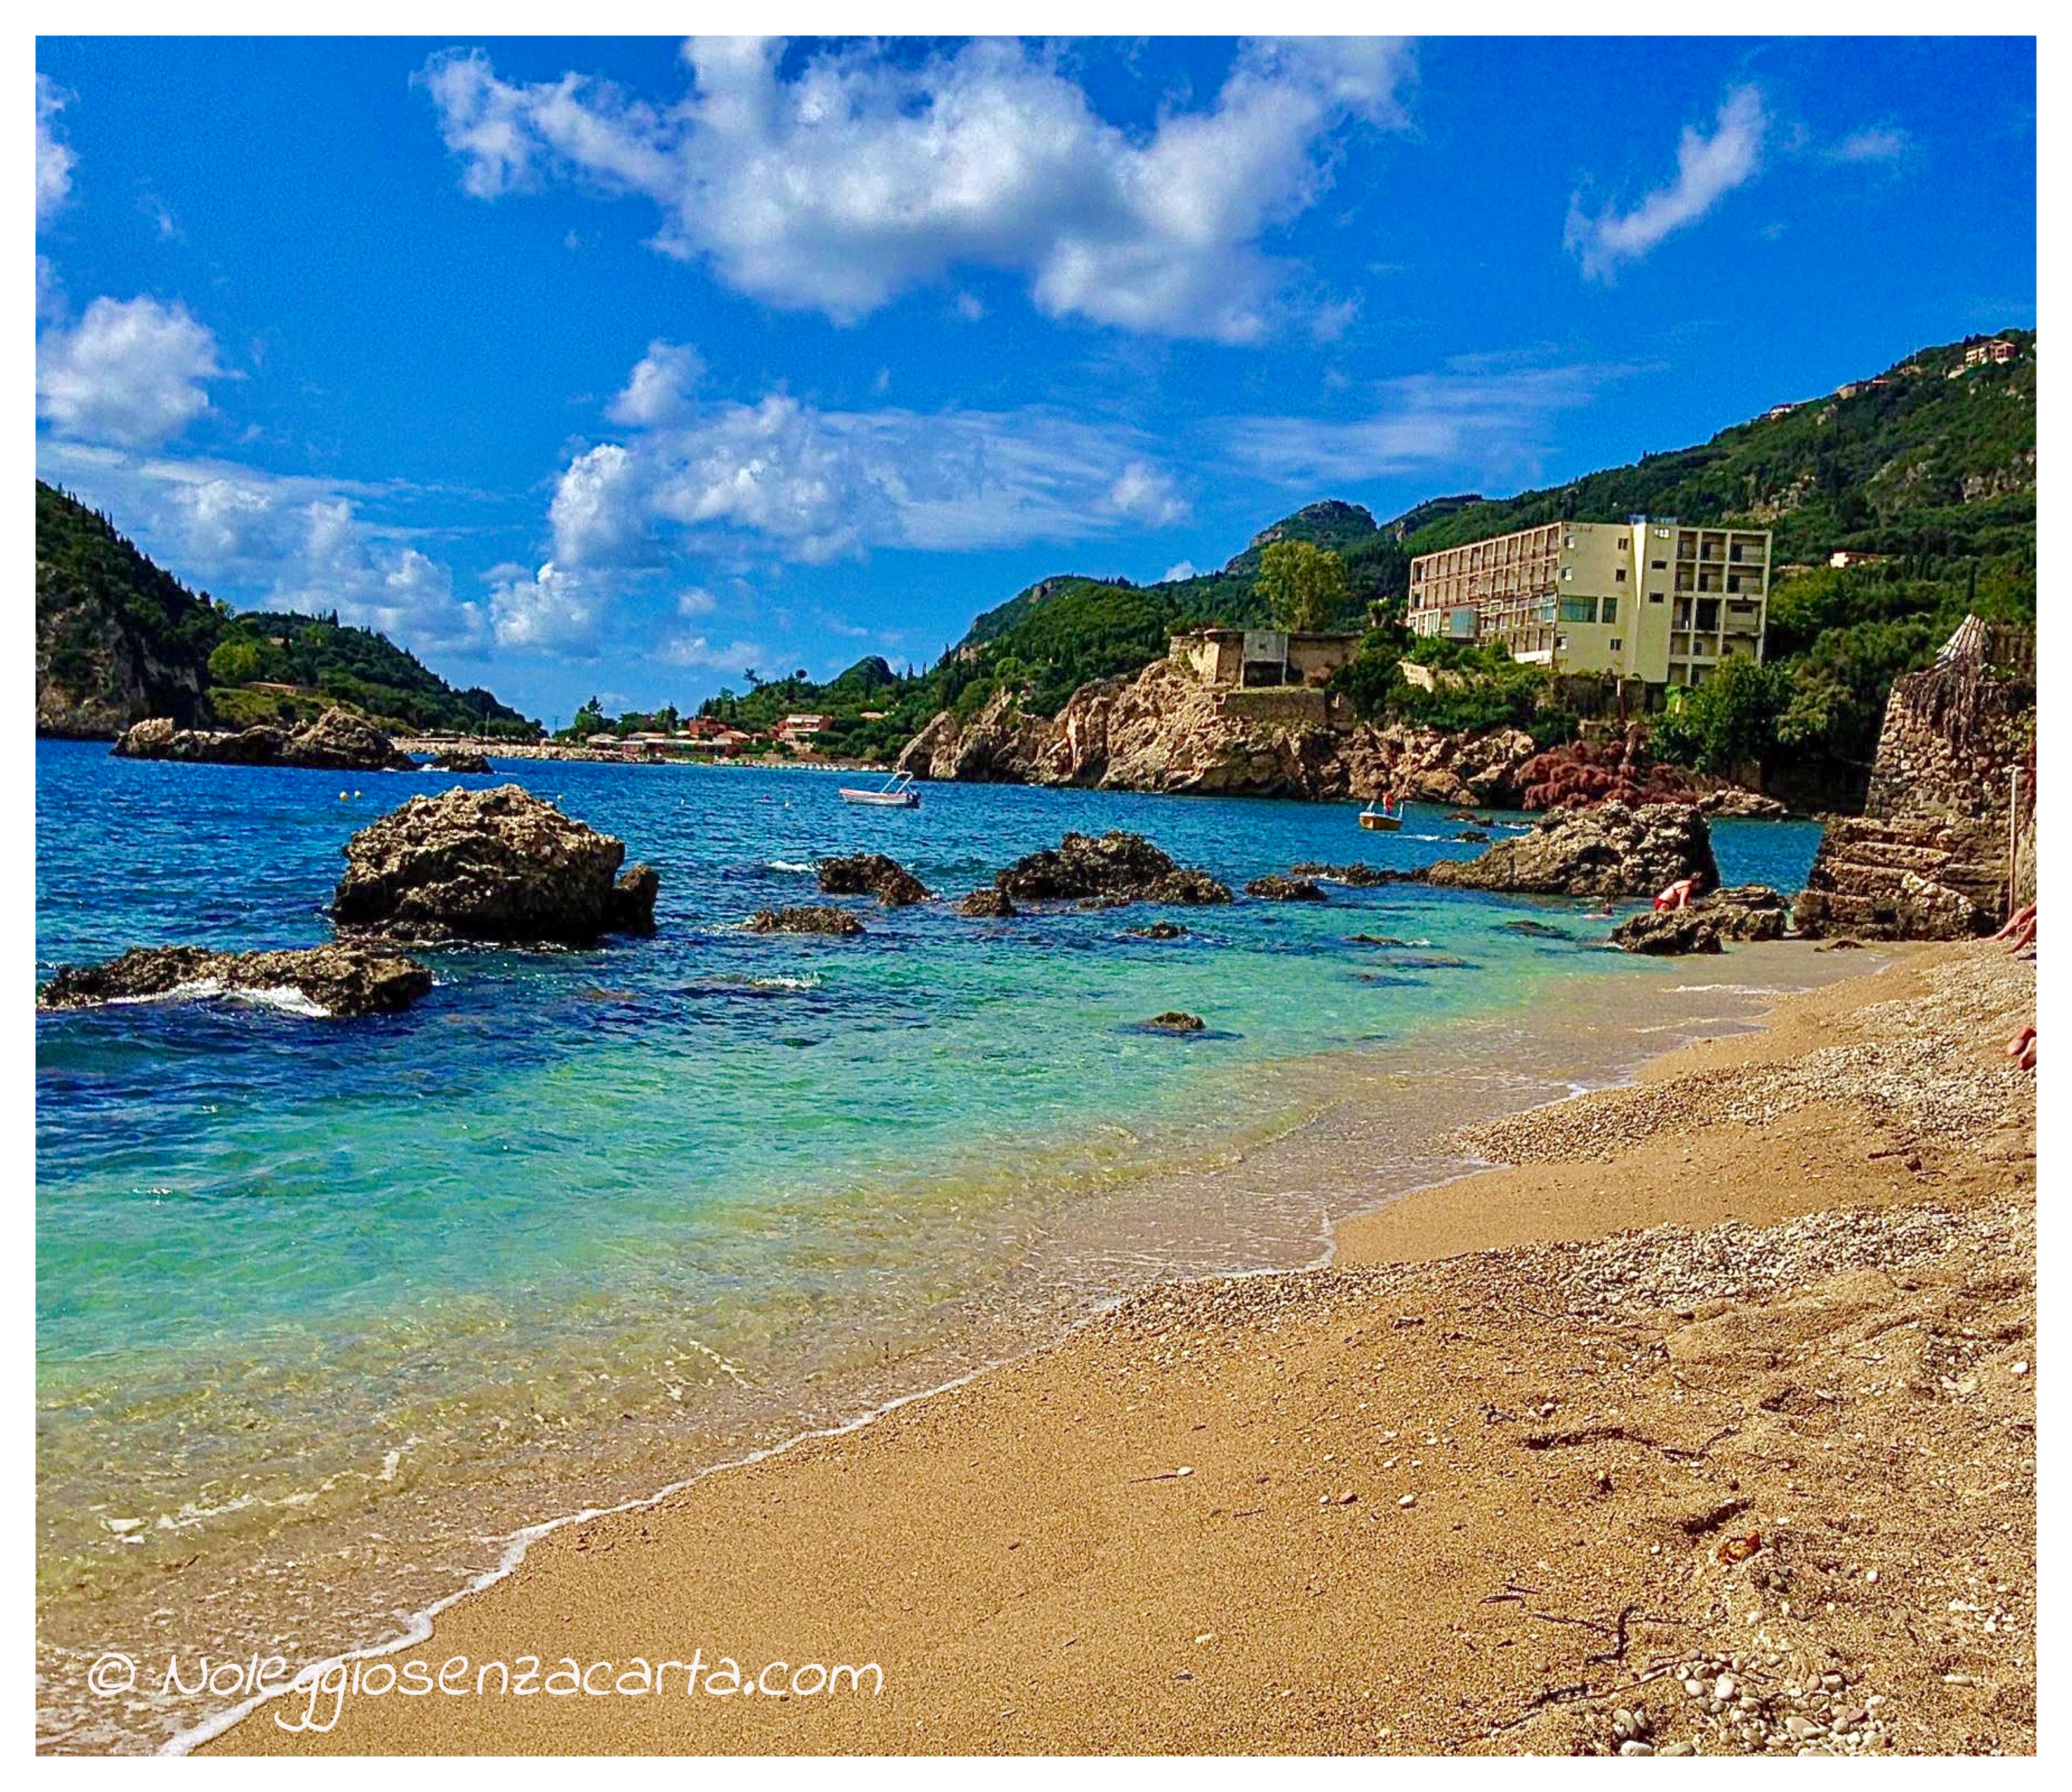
(37, 943), (432, 1018)
(1289, 861), (1405, 888)
(818, 852), (931, 907)
(745, 906), (865, 937)
(1499, 919), (1570, 938)
(1124, 921), (1189, 940)
(1143, 1011), (1205, 1033)
(1697, 785), (1789, 820)
(953, 887), (1015, 919)
(430, 747), (494, 774)
(331, 783), (660, 944)
(114, 706), (415, 771)
(1610, 884), (1788, 955)
(1456, 828), (1491, 842)
(994, 831), (1231, 906)
(1245, 874), (1325, 901)
(1423, 801), (1719, 898)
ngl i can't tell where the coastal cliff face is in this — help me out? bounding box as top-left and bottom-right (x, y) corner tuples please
(895, 657), (1539, 804)
(36, 580), (209, 738)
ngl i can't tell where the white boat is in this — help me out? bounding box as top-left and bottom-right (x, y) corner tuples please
(840, 771), (922, 808)
(1357, 793), (1403, 832)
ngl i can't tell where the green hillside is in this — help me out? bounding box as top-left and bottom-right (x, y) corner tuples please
(34, 481), (540, 740)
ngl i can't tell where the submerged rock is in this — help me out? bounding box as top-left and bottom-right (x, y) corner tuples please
(954, 887), (1015, 919)
(331, 783), (660, 945)
(1124, 921), (1189, 940)
(1289, 861), (1405, 888)
(1609, 885), (1789, 955)
(1456, 828), (1491, 842)
(429, 747), (494, 774)
(745, 905), (865, 937)
(37, 943), (431, 1018)
(1245, 874), (1325, 902)
(1143, 1011), (1205, 1033)
(818, 852), (931, 907)
(1498, 919), (1571, 938)
(114, 706), (415, 771)
(1423, 802), (1719, 899)
(994, 831), (1231, 906)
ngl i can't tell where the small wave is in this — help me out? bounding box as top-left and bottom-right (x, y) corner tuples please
(749, 974), (821, 992)
(103, 979), (333, 1019)
(1668, 984), (1793, 996)
(763, 859), (814, 874)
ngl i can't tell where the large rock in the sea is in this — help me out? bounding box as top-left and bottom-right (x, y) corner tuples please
(995, 831), (1232, 906)
(331, 784), (660, 943)
(430, 747), (495, 774)
(1245, 874), (1325, 901)
(37, 943), (431, 1018)
(1423, 801), (1720, 898)
(745, 906), (865, 936)
(1610, 886), (1789, 955)
(818, 853), (931, 907)
(953, 887), (1015, 919)
(114, 707), (415, 772)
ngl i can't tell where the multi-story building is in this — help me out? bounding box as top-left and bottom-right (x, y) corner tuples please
(1407, 517), (1771, 689)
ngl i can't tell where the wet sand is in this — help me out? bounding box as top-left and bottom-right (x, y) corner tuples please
(208, 940), (2036, 1756)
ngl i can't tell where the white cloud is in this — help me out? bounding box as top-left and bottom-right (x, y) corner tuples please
(548, 442), (651, 566)
(1565, 85), (1767, 282)
(1830, 126), (1908, 164)
(659, 633), (769, 674)
(36, 296), (225, 447)
(1221, 360), (1617, 486)
(1160, 561), (1200, 583)
(607, 338), (705, 427)
(34, 442), (488, 658)
(419, 36), (1412, 342)
(676, 587), (717, 616)
(489, 562), (599, 652)
(1106, 461), (1190, 528)
(36, 74), (74, 227)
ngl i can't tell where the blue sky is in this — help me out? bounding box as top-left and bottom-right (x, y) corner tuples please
(34, 35), (2036, 727)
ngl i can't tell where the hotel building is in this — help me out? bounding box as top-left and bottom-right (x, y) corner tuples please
(1407, 517), (1772, 689)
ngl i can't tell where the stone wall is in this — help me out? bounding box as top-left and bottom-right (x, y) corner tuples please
(1796, 618), (2036, 939)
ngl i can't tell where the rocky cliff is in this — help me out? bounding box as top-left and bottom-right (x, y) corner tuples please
(896, 656), (1540, 806)
(37, 561), (213, 738)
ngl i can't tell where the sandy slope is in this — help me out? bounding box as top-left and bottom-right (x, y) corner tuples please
(211, 942), (2036, 1756)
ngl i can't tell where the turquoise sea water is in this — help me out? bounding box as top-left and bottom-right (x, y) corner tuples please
(34, 740), (1826, 1749)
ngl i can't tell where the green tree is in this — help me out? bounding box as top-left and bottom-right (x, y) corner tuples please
(1253, 540), (1351, 632)
(1650, 656), (1793, 776)
(206, 637), (270, 685)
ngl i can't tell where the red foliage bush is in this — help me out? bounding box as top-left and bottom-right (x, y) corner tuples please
(1517, 731), (1697, 812)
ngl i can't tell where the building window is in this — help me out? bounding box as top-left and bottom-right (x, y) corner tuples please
(1609, 637), (1623, 652)
(1614, 568), (1628, 583)
(1617, 536), (1629, 549)
(1562, 566), (1574, 580)
(1650, 559), (1668, 571)
(1559, 597), (1596, 623)
(1649, 592), (1664, 603)
(1600, 597), (1617, 625)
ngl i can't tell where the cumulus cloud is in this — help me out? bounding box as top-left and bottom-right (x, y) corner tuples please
(1160, 561), (1200, 583)
(1106, 461), (1190, 528)
(608, 338), (706, 427)
(36, 73), (74, 227)
(36, 296), (225, 447)
(489, 562), (599, 651)
(1565, 85), (1767, 282)
(659, 633), (769, 674)
(676, 587), (717, 616)
(35, 444), (488, 657)
(418, 36), (1412, 342)
(548, 442), (653, 567)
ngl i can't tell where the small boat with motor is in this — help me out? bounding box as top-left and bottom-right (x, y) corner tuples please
(1357, 791), (1403, 832)
(839, 771), (922, 808)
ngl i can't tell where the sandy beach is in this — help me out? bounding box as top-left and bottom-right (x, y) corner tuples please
(208, 938), (2036, 1757)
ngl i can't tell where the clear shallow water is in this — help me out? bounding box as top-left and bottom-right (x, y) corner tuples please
(34, 740), (1826, 1749)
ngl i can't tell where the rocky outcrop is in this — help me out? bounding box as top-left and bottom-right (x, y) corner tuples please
(1124, 921), (1188, 940)
(1610, 885), (1790, 955)
(430, 747), (494, 774)
(1423, 802), (1720, 899)
(37, 943), (432, 1017)
(1143, 1011), (1205, 1033)
(1289, 861), (1401, 887)
(331, 784), (660, 944)
(1796, 618), (2034, 939)
(993, 832), (1231, 907)
(1245, 875), (1325, 901)
(745, 906), (865, 937)
(818, 853), (931, 907)
(1793, 817), (2002, 940)
(953, 888), (1015, 919)
(896, 658), (1539, 804)
(1696, 786), (1790, 820)
(114, 707), (416, 772)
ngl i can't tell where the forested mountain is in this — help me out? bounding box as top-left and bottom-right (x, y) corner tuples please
(34, 481), (538, 740)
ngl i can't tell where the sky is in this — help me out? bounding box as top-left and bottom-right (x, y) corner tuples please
(33, 34), (2037, 728)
